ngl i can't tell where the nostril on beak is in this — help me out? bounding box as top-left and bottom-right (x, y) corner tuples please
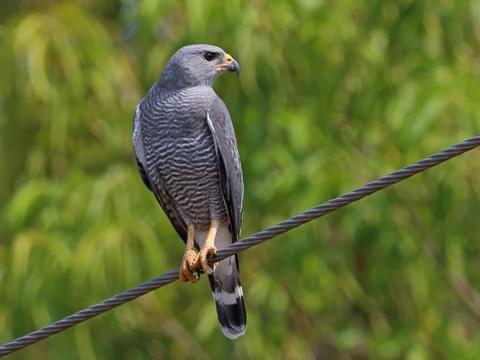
(225, 54), (233, 63)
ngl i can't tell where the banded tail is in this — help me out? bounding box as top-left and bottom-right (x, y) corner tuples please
(196, 225), (246, 339)
(208, 254), (246, 339)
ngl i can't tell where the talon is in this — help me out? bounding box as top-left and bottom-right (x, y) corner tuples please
(179, 248), (198, 283)
(197, 246), (217, 275)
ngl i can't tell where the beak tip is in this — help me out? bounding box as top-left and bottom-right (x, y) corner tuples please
(228, 59), (240, 73)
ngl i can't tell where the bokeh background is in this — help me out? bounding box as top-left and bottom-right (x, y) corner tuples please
(1, 0), (480, 359)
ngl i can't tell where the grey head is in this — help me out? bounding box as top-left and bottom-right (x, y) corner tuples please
(158, 44), (240, 90)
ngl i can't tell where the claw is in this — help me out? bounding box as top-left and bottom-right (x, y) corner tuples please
(179, 249), (199, 283)
(197, 246), (217, 275)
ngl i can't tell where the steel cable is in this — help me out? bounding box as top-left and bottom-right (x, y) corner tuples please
(0, 134), (479, 357)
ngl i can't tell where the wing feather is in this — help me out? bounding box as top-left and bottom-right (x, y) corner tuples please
(206, 97), (244, 241)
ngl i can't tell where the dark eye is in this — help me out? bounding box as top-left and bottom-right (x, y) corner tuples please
(203, 52), (216, 61)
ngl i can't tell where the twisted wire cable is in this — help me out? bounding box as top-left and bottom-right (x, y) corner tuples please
(0, 134), (479, 357)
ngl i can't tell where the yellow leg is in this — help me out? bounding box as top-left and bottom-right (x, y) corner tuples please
(196, 220), (219, 275)
(179, 224), (199, 283)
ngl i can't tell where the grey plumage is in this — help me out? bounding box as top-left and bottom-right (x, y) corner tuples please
(132, 44), (246, 339)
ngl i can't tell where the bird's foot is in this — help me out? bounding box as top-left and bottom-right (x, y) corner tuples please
(179, 249), (199, 283)
(196, 246), (217, 275)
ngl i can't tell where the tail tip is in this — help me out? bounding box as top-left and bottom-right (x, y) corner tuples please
(214, 290), (247, 340)
(220, 324), (247, 339)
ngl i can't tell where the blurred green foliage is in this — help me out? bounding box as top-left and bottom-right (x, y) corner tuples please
(1, 0), (480, 358)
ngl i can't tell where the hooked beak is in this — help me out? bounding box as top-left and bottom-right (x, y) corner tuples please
(216, 53), (240, 73)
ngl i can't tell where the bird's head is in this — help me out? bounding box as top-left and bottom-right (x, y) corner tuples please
(158, 44), (240, 89)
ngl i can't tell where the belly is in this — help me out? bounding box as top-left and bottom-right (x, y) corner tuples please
(160, 128), (227, 228)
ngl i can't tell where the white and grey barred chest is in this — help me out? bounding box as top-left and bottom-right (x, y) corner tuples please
(140, 87), (227, 228)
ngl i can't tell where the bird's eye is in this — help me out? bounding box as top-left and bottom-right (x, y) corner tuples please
(203, 52), (216, 61)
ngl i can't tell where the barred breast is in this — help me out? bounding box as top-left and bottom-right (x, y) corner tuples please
(140, 85), (227, 229)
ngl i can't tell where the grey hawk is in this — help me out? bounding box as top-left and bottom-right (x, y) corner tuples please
(132, 44), (246, 339)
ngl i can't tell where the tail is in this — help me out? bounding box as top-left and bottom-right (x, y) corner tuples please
(208, 254), (246, 339)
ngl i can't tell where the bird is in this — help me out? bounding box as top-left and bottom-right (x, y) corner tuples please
(132, 44), (246, 339)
